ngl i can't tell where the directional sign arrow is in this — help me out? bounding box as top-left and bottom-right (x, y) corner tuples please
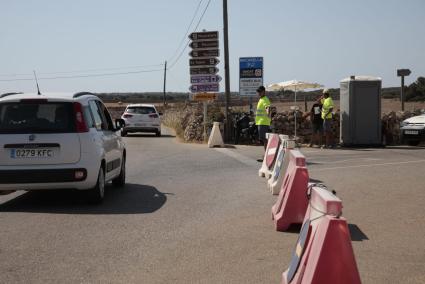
(189, 49), (219, 58)
(189, 31), (219, 41)
(190, 67), (219, 76)
(189, 58), (220, 67)
(189, 40), (219, 49)
(190, 75), (222, 84)
(190, 83), (220, 93)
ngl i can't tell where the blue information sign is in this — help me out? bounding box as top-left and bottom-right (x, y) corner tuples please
(239, 57), (264, 96)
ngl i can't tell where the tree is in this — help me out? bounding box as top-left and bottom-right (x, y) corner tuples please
(405, 77), (425, 101)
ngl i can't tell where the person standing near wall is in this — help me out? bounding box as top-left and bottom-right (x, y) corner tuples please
(321, 89), (334, 148)
(309, 96), (324, 147)
(255, 86), (271, 151)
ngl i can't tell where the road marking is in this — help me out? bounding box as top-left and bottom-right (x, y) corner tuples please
(214, 148), (258, 167)
(310, 159), (425, 172)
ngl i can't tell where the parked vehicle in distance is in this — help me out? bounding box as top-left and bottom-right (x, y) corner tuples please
(121, 104), (162, 137)
(400, 112), (425, 146)
(0, 92), (126, 203)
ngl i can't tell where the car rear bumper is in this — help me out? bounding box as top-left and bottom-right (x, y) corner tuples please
(123, 126), (160, 133)
(0, 168), (87, 184)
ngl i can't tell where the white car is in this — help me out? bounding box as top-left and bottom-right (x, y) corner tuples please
(121, 104), (162, 137)
(400, 113), (425, 146)
(0, 92), (126, 203)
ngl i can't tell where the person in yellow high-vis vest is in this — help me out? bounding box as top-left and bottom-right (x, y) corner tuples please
(255, 86), (271, 151)
(321, 89), (334, 148)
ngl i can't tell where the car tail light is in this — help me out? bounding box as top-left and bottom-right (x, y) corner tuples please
(149, 113), (159, 118)
(123, 113), (133, 118)
(73, 102), (89, 133)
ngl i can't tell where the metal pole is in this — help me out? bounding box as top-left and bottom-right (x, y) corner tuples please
(401, 75), (405, 111)
(223, 0), (231, 142)
(163, 61), (167, 109)
(203, 101), (208, 142)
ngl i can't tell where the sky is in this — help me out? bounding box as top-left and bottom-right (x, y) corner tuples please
(1, 0), (424, 93)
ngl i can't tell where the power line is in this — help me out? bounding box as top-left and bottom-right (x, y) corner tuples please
(0, 63), (164, 78)
(0, 68), (163, 82)
(168, 0), (212, 70)
(167, 0), (204, 63)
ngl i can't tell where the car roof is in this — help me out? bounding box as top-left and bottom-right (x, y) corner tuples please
(126, 104), (156, 108)
(0, 92), (100, 103)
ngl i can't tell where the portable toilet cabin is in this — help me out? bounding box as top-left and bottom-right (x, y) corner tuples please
(340, 76), (382, 146)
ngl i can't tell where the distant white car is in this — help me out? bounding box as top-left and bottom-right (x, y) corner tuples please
(121, 104), (162, 137)
(400, 113), (425, 146)
(0, 92), (126, 203)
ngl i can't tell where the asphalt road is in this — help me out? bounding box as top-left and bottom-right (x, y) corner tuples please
(1, 129), (424, 283)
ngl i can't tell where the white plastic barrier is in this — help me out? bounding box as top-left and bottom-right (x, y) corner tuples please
(258, 133), (281, 178)
(267, 135), (295, 194)
(208, 122), (224, 148)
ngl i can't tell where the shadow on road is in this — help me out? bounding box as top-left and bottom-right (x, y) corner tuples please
(0, 183), (168, 214)
(348, 224), (369, 242)
(125, 134), (175, 138)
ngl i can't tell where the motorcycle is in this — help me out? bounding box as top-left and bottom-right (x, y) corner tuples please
(233, 112), (258, 145)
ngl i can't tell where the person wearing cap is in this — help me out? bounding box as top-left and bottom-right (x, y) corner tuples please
(309, 96), (324, 147)
(255, 86), (271, 150)
(321, 89), (334, 148)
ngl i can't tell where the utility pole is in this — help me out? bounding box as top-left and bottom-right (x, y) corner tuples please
(163, 61), (167, 109)
(223, 0), (231, 142)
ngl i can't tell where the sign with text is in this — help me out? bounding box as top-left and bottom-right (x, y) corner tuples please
(190, 40), (219, 50)
(192, 92), (217, 101)
(190, 83), (219, 93)
(190, 67), (219, 76)
(189, 58), (220, 67)
(189, 31), (219, 41)
(189, 30), (220, 94)
(239, 57), (263, 96)
(189, 49), (220, 58)
(191, 75), (222, 85)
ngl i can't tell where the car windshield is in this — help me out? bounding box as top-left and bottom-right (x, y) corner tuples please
(126, 106), (156, 114)
(0, 102), (75, 134)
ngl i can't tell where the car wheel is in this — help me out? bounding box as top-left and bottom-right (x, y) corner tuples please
(121, 130), (127, 137)
(88, 167), (105, 203)
(156, 130), (161, 137)
(407, 140), (420, 146)
(112, 156), (126, 187)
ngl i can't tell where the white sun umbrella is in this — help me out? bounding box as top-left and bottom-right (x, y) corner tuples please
(267, 80), (324, 138)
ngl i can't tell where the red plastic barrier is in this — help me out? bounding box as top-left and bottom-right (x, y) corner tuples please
(271, 150), (309, 231)
(281, 185), (361, 284)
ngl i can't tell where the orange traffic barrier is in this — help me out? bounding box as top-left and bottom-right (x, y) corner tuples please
(281, 184), (361, 284)
(271, 149), (309, 231)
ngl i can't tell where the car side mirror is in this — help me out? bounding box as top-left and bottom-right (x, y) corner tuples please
(158, 112), (163, 116)
(115, 118), (125, 131)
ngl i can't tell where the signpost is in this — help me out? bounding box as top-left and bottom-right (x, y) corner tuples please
(190, 84), (220, 93)
(190, 67), (219, 76)
(193, 92), (217, 101)
(189, 58), (220, 67)
(191, 75), (222, 84)
(397, 68), (411, 111)
(189, 31), (220, 142)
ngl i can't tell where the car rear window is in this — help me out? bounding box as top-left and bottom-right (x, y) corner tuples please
(0, 102), (76, 134)
(126, 106), (156, 114)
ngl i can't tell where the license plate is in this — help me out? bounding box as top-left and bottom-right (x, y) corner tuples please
(135, 123), (147, 127)
(10, 148), (54, 158)
(405, 130), (419, 135)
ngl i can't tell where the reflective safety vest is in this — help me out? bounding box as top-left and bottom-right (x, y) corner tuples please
(255, 96), (271, 126)
(321, 97), (334, 120)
